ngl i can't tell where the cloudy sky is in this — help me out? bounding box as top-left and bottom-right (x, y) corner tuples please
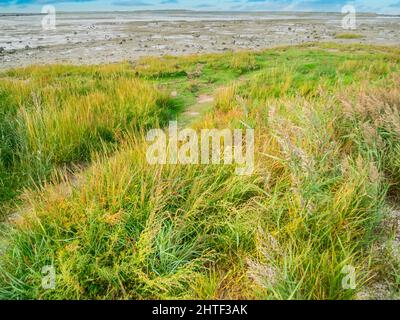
(1, 0), (400, 14)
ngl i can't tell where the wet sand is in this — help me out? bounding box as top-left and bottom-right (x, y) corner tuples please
(1, 11), (400, 70)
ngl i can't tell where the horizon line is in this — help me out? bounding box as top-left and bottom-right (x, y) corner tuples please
(1, 9), (397, 16)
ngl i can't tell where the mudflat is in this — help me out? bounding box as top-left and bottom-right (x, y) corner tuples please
(1, 11), (400, 70)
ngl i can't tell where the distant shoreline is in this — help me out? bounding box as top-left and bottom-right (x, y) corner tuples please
(1, 10), (397, 17)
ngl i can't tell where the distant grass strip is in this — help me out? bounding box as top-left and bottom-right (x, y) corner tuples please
(335, 33), (365, 40)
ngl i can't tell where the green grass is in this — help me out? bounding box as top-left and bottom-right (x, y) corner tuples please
(0, 64), (178, 206)
(0, 43), (399, 299)
(335, 33), (365, 40)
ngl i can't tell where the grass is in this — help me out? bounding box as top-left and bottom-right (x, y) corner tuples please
(335, 33), (365, 40)
(0, 43), (400, 299)
(0, 64), (178, 206)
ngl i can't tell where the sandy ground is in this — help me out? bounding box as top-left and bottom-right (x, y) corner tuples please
(1, 11), (400, 70)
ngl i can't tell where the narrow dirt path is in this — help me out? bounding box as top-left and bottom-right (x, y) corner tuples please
(178, 93), (215, 128)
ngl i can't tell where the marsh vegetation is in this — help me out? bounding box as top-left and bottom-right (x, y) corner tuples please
(0, 43), (399, 299)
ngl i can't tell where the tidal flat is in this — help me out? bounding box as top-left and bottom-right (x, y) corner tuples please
(1, 11), (400, 69)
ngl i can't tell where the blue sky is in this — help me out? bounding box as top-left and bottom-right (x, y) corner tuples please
(1, 0), (400, 14)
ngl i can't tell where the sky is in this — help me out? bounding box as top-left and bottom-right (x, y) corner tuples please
(1, 0), (400, 14)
